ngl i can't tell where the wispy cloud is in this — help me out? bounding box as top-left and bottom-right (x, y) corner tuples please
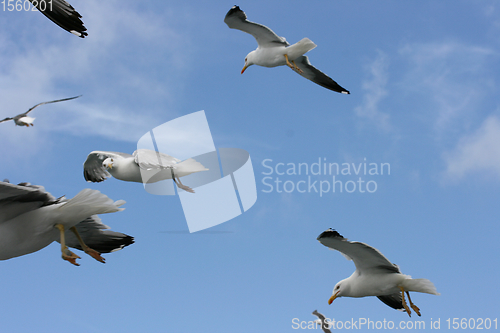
(399, 41), (495, 138)
(354, 50), (391, 131)
(444, 115), (500, 181)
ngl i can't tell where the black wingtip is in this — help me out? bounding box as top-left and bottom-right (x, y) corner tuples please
(225, 5), (243, 18)
(317, 228), (344, 241)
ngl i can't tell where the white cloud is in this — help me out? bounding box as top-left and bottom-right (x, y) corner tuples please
(354, 50), (391, 131)
(444, 115), (500, 180)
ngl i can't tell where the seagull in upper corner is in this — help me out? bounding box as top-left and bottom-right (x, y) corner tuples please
(0, 95), (81, 127)
(29, 0), (87, 38)
(317, 229), (439, 317)
(224, 5), (350, 94)
(83, 149), (209, 193)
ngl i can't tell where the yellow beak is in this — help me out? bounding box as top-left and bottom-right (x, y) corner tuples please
(241, 64), (248, 74)
(328, 293), (339, 305)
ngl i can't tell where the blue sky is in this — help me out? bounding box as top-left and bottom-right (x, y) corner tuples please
(1, 1), (500, 332)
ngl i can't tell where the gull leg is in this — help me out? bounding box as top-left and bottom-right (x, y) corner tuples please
(291, 60), (303, 73)
(170, 168), (195, 193)
(284, 54), (303, 73)
(405, 291), (421, 317)
(284, 54), (294, 69)
(55, 224), (81, 266)
(399, 286), (412, 317)
(70, 226), (105, 263)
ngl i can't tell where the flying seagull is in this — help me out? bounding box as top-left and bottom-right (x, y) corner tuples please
(312, 310), (332, 333)
(83, 149), (209, 193)
(29, 0), (87, 38)
(317, 229), (439, 317)
(0, 95), (81, 127)
(0, 180), (133, 266)
(224, 5), (349, 94)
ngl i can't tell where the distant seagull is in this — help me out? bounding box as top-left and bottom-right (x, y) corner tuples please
(312, 310), (332, 333)
(0, 95), (81, 127)
(317, 229), (439, 317)
(224, 5), (349, 94)
(29, 0), (87, 38)
(83, 149), (209, 193)
(0, 180), (133, 266)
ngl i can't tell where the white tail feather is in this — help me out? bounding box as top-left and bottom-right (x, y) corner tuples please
(402, 278), (440, 295)
(57, 189), (125, 222)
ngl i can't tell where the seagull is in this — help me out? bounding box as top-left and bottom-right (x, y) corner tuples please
(0, 95), (81, 127)
(312, 310), (332, 333)
(317, 229), (439, 317)
(0, 180), (133, 266)
(83, 149), (209, 193)
(29, 0), (88, 38)
(224, 5), (350, 94)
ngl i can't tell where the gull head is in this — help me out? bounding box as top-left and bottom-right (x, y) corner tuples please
(103, 158), (114, 170)
(328, 281), (343, 304)
(241, 51), (256, 74)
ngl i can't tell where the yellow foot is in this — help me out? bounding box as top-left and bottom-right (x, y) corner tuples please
(85, 248), (105, 263)
(411, 303), (421, 316)
(292, 60), (303, 73)
(62, 247), (81, 266)
(400, 286), (412, 317)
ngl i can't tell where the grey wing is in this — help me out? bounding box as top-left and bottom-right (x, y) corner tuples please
(224, 5), (288, 47)
(0, 181), (59, 223)
(83, 151), (132, 182)
(312, 310), (332, 333)
(0, 117), (13, 123)
(133, 149), (180, 170)
(317, 229), (400, 274)
(23, 95), (82, 116)
(294, 56), (350, 94)
(29, 0), (87, 37)
(63, 215), (134, 253)
(377, 293), (405, 312)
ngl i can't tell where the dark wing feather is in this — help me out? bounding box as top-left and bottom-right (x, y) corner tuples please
(0, 117), (13, 123)
(294, 56), (350, 94)
(224, 5), (288, 47)
(63, 215), (134, 253)
(377, 293), (405, 311)
(83, 151), (131, 182)
(29, 0), (87, 37)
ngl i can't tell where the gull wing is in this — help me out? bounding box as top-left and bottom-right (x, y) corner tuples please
(83, 151), (132, 182)
(62, 215), (134, 253)
(224, 5), (288, 47)
(0, 181), (59, 223)
(294, 56), (350, 94)
(29, 0), (87, 37)
(133, 149), (181, 170)
(377, 293), (405, 311)
(0, 117), (13, 123)
(21, 95), (82, 117)
(317, 229), (400, 275)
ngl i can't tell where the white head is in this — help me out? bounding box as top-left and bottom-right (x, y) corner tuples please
(103, 157), (114, 170)
(241, 51), (256, 74)
(329, 279), (349, 305)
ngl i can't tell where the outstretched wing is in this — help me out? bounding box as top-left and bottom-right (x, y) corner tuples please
(224, 5), (288, 47)
(317, 229), (400, 275)
(83, 151), (132, 182)
(294, 56), (350, 94)
(21, 95), (82, 117)
(0, 117), (13, 123)
(62, 215), (134, 253)
(133, 149), (181, 170)
(29, 0), (87, 37)
(0, 181), (59, 223)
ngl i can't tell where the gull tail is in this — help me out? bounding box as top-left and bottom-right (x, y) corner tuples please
(176, 158), (209, 175)
(287, 38), (317, 60)
(57, 189), (125, 221)
(402, 278), (440, 295)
